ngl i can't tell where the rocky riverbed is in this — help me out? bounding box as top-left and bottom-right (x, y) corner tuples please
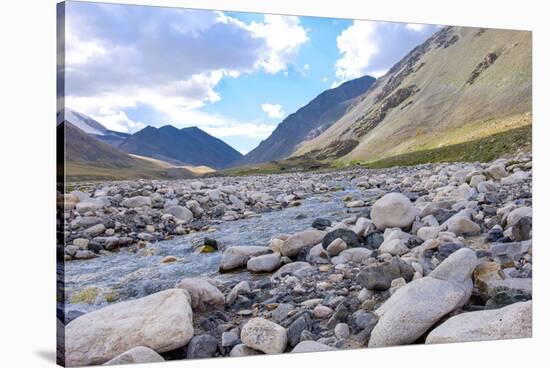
(58, 154), (533, 366)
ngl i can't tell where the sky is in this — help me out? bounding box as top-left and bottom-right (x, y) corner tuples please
(62, 1), (439, 154)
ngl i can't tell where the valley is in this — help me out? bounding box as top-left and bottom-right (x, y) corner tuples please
(58, 23), (533, 365)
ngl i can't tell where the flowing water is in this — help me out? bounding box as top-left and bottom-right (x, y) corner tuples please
(62, 182), (364, 314)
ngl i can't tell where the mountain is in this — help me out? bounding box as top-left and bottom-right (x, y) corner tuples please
(292, 26), (532, 163)
(118, 125), (243, 169)
(92, 130), (131, 148)
(59, 108), (109, 135)
(59, 121), (198, 181)
(235, 75), (376, 166)
(58, 108), (131, 147)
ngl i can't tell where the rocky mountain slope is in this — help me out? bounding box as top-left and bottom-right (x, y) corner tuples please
(59, 122), (197, 181)
(293, 26), (532, 163)
(119, 125), (243, 169)
(236, 75), (376, 166)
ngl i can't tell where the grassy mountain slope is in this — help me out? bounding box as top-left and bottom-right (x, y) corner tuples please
(59, 122), (199, 181)
(293, 26), (532, 163)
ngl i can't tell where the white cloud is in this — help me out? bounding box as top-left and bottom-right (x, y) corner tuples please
(202, 123), (275, 139)
(405, 23), (427, 32)
(246, 15), (309, 74)
(261, 103), (285, 119)
(63, 4), (308, 139)
(335, 20), (379, 82)
(321, 76), (328, 83)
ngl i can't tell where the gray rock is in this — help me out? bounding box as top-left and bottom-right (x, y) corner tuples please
(271, 261), (313, 281)
(241, 318), (287, 354)
(291, 340), (336, 353)
(281, 229), (326, 257)
(221, 331), (240, 348)
(226, 281), (251, 305)
(326, 238), (347, 256)
(83, 223), (106, 237)
(334, 323), (350, 339)
(166, 205), (194, 223)
(247, 253), (281, 273)
(219, 246), (271, 272)
(186, 334), (218, 359)
(322, 228), (360, 249)
(426, 301), (532, 343)
(229, 344), (262, 357)
(272, 303), (293, 322)
(287, 314), (311, 347)
(121, 196), (151, 208)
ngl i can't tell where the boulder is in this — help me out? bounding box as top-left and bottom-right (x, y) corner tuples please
(368, 248), (477, 348)
(371, 193), (417, 230)
(219, 246), (271, 272)
(426, 301), (532, 343)
(176, 278), (225, 311)
(501, 171), (529, 185)
(103, 346), (164, 365)
(226, 281), (251, 305)
(322, 229), (360, 249)
(121, 196), (151, 208)
(486, 163), (507, 180)
(166, 205), (194, 223)
(186, 334), (218, 359)
(247, 253), (281, 273)
(444, 216), (480, 235)
(241, 318), (287, 354)
(506, 207), (532, 228)
(83, 223), (106, 238)
(271, 262), (313, 281)
(229, 344), (263, 357)
(66, 289), (193, 366)
(281, 229), (326, 257)
(326, 238), (347, 256)
(291, 340), (337, 353)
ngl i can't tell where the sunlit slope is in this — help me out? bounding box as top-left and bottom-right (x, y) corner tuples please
(292, 27), (532, 163)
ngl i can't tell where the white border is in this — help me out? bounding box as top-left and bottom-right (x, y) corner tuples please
(0, 0), (547, 367)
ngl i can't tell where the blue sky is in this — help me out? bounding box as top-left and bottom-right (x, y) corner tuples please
(63, 1), (439, 154)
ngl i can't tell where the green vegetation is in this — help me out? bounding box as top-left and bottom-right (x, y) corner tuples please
(360, 125), (531, 169)
(219, 156), (331, 177)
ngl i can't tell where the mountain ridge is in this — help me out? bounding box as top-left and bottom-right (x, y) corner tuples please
(118, 124), (243, 169)
(292, 26), (532, 163)
(234, 74), (376, 166)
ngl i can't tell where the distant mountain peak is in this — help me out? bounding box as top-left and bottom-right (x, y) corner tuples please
(118, 123), (242, 169)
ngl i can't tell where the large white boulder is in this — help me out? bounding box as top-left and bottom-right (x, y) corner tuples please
(371, 193), (417, 230)
(281, 229), (326, 257)
(368, 248), (477, 348)
(66, 289), (193, 366)
(426, 301), (532, 343)
(241, 318), (287, 354)
(247, 253), (281, 272)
